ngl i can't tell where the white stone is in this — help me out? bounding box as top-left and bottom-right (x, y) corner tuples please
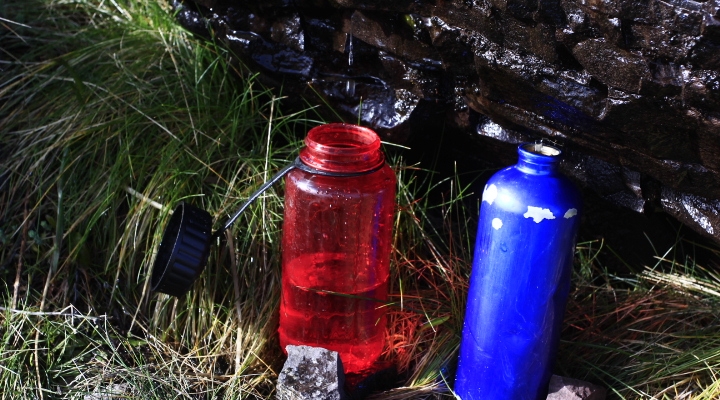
(277, 345), (347, 400)
(83, 384), (130, 400)
(546, 375), (607, 400)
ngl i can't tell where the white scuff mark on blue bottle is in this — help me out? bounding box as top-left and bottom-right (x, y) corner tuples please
(492, 218), (503, 230)
(483, 184), (498, 205)
(564, 208), (578, 219)
(523, 206), (555, 223)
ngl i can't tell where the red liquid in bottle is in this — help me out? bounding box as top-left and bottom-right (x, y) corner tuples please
(279, 124), (396, 373)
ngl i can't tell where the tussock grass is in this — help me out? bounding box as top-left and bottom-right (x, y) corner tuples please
(2, 1), (720, 399)
(559, 240), (720, 399)
(1, 0), (302, 397)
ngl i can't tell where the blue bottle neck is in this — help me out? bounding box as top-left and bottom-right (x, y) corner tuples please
(516, 142), (562, 175)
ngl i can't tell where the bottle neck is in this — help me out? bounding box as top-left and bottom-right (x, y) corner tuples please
(516, 142), (562, 175)
(299, 123), (385, 174)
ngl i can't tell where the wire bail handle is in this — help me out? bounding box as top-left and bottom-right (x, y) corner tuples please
(213, 157), (384, 239)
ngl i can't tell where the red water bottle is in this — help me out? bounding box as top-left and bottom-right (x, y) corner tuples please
(278, 123), (396, 373)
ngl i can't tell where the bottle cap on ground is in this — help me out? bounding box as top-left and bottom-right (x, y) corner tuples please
(151, 202), (212, 297)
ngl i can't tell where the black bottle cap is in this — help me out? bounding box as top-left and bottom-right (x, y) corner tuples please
(151, 202), (212, 297)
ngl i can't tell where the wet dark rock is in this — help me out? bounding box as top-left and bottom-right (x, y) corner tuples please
(171, 0), (720, 243)
(661, 187), (720, 240)
(565, 151), (647, 213)
(346, 11), (440, 65)
(271, 14), (305, 52)
(572, 38), (649, 93)
(708, 0), (720, 18)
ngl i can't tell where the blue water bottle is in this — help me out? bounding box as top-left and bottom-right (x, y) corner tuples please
(454, 142), (582, 400)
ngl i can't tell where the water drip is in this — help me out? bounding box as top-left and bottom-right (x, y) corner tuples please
(347, 33), (354, 67)
(345, 79), (356, 96)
